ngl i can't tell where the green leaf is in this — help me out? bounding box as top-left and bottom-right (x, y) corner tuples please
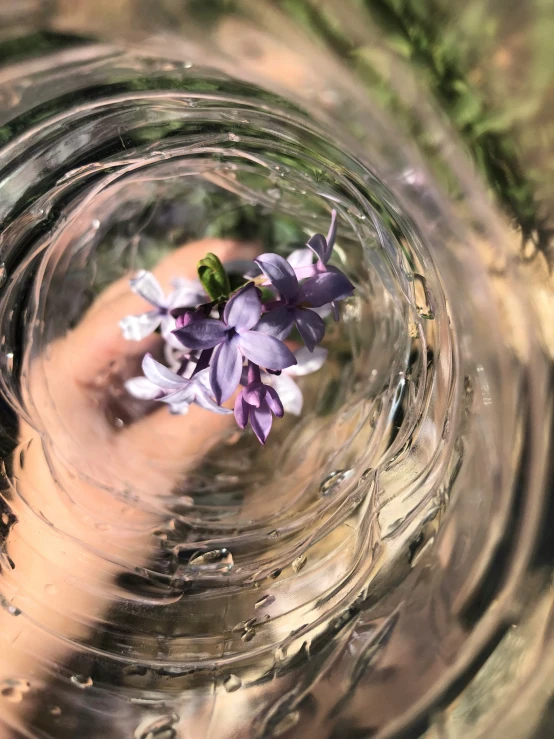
(197, 252), (231, 301)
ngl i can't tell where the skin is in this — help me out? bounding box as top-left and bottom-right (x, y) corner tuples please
(0, 238), (259, 736)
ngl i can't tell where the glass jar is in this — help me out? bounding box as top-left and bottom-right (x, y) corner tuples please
(0, 1), (553, 738)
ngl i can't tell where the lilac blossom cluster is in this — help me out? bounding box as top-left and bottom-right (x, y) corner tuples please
(121, 211), (354, 443)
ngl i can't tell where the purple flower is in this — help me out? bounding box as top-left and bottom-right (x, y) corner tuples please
(234, 363), (284, 444)
(125, 353), (230, 416)
(265, 346), (327, 416)
(119, 271), (206, 347)
(306, 210), (349, 320)
(173, 283), (297, 404)
(253, 253), (354, 351)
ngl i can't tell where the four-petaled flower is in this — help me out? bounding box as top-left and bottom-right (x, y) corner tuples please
(253, 252), (354, 351)
(234, 363), (284, 444)
(173, 283), (297, 404)
(125, 353), (230, 416)
(119, 270), (206, 347)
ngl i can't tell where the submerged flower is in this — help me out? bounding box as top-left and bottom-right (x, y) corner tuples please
(265, 346), (327, 416)
(119, 270), (205, 346)
(306, 209), (348, 320)
(173, 283), (297, 404)
(125, 353), (230, 416)
(234, 363), (284, 444)
(254, 253), (354, 351)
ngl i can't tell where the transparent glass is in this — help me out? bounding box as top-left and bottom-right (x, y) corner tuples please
(0, 1), (552, 738)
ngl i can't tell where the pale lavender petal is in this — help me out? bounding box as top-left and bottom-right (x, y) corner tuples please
(239, 331), (297, 371)
(326, 209), (338, 252)
(210, 334), (243, 404)
(160, 386), (195, 405)
(223, 283), (262, 331)
(130, 270), (166, 307)
(297, 271), (354, 308)
(142, 353), (185, 390)
(168, 401), (191, 415)
(306, 233), (328, 264)
(250, 402), (273, 444)
(265, 386), (284, 417)
(286, 346), (328, 377)
(243, 382), (265, 408)
(254, 306), (295, 340)
(160, 315), (186, 349)
(119, 311), (161, 341)
(254, 254), (298, 300)
(194, 389), (233, 415)
(167, 282), (205, 310)
(287, 248), (314, 269)
(294, 309), (325, 352)
(124, 376), (163, 400)
(173, 319), (228, 350)
(163, 342), (185, 372)
(293, 263), (318, 280)
(269, 373), (303, 416)
(234, 394), (250, 428)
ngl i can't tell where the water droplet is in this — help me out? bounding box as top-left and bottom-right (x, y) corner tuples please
(292, 555), (307, 573)
(241, 628), (256, 642)
(44, 584), (57, 595)
(184, 61), (193, 69)
(134, 713), (179, 739)
(0, 263), (6, 288)
(270, 568), (282, 579)
(6, 352), (14, 372)
(319, 469), (351, 496)
(228, 132), (240, 142)
(188, 548), (233, 572)
(0, 595), (21, 616)
(272, 710), (300, 736)
(255, 594), (275, 609)
(91, 219), (100, 230)
(49, 705), (62, 716)
(360, 468), (374, 483)
(123, 664), (149, 677)
(268, 530), (280, 539)
(70, 674), (93, 689)
(223, 674), (242, 692)
(1, 513), (9, 525)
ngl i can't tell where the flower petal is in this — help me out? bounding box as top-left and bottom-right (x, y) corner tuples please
(194, 388), (233, 415)
(306, 233), (328, 264)
(297, 271), (354, 308)
(249, 401), (273, 444)
(167, 280), (205, 310)
(326, 209), (338, 253)
(243, 382), (265, 408)
(234, 393), (250, 429)
(254, 253), (298, 300)
(142, 353), (186, 390)
(160, 386), (195, 405)
(239, 331), (297, 370)
(223, 283), (262, 331)
(265, 385), (284, 417)
(287, 248), (314, 269)
(119, 311), (162, 341)
(286, 346), (328, 377)
(254, 305), (295, 340)
(124, 376), (163, 400)
(130, 270), (166, 307)
(294, 309), (325, 352)
(210, 334), (243, 404)
(173, 319), (228, 350)
(269, 373), (304, 416)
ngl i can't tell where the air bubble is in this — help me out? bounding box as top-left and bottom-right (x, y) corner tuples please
(267, 187), (281, 200)
(292, 555), (307, 573)
(188, 548), (234, 572)
(228, 132), (241, 142)
(272, 710), (300, 736)
(0, 263), (6, 288)
(319, 469), (351, 496)
(49, 705), (62, 716)
(255, 594), (275, 609)
(134, 713), (179, 739)
(413, 273), (435, 319)
(70, 674), (93, 689)
(223, 674), (242, 692)
(6, 352), (13, 372)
